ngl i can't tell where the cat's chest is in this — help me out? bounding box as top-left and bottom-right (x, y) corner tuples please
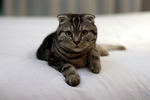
(68, 54), (88, 68)
(52, 44), (88, 68)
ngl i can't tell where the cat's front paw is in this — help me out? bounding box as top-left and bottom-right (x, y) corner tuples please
(89, 65), (100, 74)
(65, 74), (80, 86)
(89, 61), (101, 74)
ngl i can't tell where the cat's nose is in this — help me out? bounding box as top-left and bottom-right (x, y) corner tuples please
(73, 41), (80, 45)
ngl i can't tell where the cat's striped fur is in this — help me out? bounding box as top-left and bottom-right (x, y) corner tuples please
(36, 13), (125, 86)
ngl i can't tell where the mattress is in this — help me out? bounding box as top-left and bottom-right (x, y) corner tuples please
(0, 12), (150, 100)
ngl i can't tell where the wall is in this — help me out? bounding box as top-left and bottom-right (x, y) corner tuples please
(2, 0), (143, 16)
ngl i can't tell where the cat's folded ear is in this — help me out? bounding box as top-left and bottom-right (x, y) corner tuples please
(83, 14), (95, 23)
(57, 14), (69, 24)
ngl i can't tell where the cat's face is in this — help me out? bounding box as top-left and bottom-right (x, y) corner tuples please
(56, 14), (97, 52)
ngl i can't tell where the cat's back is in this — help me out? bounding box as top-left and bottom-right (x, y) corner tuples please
(36, 32), (56, 60)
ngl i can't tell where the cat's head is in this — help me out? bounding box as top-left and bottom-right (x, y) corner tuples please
(56, 13), (97, 53)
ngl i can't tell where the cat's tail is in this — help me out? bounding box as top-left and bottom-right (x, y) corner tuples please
(96, 44), (126, 56)
(97, 44), (126, 51)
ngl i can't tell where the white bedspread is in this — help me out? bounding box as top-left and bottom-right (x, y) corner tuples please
(0, 12), (150, 100)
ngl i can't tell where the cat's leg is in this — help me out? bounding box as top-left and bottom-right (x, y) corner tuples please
(48, 54), (80, 86)
(99, 48), (109, 56)
(88, 47), (101, 74)
(61, 63), (80, 86)
(96, 44), (109, 56)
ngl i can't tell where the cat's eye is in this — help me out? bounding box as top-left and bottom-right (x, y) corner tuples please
(65, 31), (72, 37)
(81, 30), (88, 36)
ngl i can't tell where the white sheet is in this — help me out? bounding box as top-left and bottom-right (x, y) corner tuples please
(0, 12), (150, 100)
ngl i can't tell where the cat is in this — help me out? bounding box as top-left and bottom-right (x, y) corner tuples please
(36, 13), (125, 86)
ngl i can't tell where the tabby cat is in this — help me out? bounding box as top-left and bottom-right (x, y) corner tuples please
(36, 13), (125, 86)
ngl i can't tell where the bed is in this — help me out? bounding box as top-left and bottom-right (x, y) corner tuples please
(0, 12), (150, 100)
